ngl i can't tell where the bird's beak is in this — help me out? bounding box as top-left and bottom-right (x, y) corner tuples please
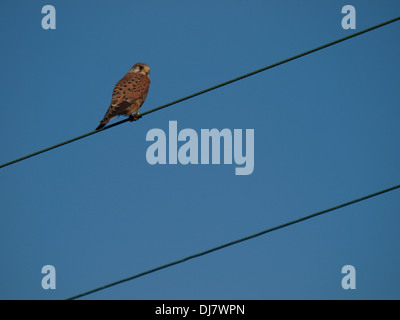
(143, 66), (150, 75)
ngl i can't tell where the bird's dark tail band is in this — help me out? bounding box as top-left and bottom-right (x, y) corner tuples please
(95, 123), (106, 131)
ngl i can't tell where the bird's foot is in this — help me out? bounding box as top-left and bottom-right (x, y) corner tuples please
(128, 113), (141, 122)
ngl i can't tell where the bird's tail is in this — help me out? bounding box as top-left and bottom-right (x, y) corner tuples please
(96, 105), (119, 130)
(95, 121), (107, 131)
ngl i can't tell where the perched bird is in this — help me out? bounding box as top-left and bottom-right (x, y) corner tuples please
(96, 63), (151, 130)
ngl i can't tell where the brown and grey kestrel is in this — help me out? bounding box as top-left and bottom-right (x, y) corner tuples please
(96, 63), (151, 130)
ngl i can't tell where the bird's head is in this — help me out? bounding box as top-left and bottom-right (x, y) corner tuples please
(130, 63), (150, 76)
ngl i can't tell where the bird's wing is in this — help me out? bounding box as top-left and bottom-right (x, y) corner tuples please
(96, 73), (150, 129)
(110, 73), (149, 115)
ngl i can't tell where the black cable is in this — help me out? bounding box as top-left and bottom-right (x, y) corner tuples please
(66, 183), (400, 300)
(1, 16), (399, 169)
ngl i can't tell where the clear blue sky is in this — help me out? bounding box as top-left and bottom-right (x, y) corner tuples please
(0, 1), (399, 300)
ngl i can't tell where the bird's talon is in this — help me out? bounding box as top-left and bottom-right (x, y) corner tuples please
(130, 113), (141, 121)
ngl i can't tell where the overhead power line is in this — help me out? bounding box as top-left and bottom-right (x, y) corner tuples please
(66, 183), (400, 300)
(1, 16), (399, 170)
